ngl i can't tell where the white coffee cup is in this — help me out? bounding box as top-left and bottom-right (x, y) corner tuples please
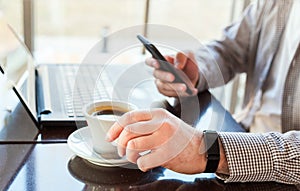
(83, 100), (137, 159)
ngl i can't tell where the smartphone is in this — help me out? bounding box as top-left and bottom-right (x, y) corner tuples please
(137, 34), (193, 95)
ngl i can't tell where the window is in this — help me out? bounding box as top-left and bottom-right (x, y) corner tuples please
(31, 0), (243, 63)
(1, 0), (247, 112)
(0, 0), (23, 35)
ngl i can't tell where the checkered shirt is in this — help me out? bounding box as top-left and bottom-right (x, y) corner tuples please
(218, 132), (300, 184)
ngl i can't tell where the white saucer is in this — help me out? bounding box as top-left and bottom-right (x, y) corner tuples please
(67, 126), (129, 167)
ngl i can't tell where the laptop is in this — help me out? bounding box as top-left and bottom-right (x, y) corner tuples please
(0, 22), (164, 130)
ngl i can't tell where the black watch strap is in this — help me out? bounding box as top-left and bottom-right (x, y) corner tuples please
(203, 130), (220, 173)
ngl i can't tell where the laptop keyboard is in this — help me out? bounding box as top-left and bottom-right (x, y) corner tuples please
(58, 64), (113, 117)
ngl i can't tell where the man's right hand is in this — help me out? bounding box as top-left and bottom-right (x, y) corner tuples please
(145, 51), (199, 97)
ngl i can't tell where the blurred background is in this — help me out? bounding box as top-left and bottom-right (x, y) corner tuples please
(0, 0), (250, 113)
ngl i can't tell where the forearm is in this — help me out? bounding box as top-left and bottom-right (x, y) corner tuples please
(217, 131), (300, 184)
(195, 40), (247, 92)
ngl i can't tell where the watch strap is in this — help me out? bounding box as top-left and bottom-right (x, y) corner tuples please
(203, 130), (220, 173)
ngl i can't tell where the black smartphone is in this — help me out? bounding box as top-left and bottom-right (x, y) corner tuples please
(137, 35), (193, 95)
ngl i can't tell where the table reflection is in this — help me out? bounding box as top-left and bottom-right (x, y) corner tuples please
(68, 155), (300, 191)
(68, 155), (165, 190)
(129, 178), (300, 191)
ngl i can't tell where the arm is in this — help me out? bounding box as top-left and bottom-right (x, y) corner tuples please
(195, 0), (265, 91)
(218, 131), (300, 184)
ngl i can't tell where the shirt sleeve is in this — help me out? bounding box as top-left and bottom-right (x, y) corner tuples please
(217, 131), (300, 184)
(194, 0), (269, 92)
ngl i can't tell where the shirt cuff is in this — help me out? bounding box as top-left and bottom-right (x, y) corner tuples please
(217, 132), (274, 182)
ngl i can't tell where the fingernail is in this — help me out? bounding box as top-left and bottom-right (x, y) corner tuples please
(181, 84), (186, 91)
(118, 150), (124, 157)
(193, 88), (198, 94)
(174, 60), (183, 69)
(174, 61), (179, 67)
(151, 60), (156, 66)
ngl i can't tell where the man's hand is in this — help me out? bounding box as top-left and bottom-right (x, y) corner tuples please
(106, 108), (206, 174)
(146, 52), (199, 97)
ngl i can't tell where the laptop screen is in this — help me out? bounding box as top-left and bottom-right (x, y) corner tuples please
(0, 21), (37, 123)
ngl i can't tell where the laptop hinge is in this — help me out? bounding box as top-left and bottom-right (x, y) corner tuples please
(36, 67), (52, 115)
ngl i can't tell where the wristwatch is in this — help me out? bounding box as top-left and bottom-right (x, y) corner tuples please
(203, 130), (220, 173)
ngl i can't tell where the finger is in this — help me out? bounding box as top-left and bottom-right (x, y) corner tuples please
(156, 87), (180, 97)
(145, 57), (159, 68)
(177, 89), (198, 97)
(117, 109), (170, 157)
(175, 52), (188, 70)
(117, 110), (153, 127)
(116, 129), (143, 157)
(124, 120), (161, 134)
(155, 79), (186, 93)
(117, 120), (162, 156)
(136, 131), (191, 172)
(174, 87), (198, 97)
(155, 80), (198, 97)
(106, 121), (124, 142)
(106, 110), (152, 142)
(156, 86), (181, 97)
(191, 88), (198, 96)
(157, 87), (196, 98)
(127, 133), (167, 151)
(116, 120), (158, 157)
(165, 55), (174, 64)
(136, 149), (166, 172)
(126, 136), (158, 163)
(125, 144), (144, 164)
(153, 69), (175, 82)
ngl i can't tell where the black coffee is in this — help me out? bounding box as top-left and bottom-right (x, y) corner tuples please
(92, 109), (125, 117)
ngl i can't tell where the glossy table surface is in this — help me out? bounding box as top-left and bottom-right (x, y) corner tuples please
(1, 91), (299, 191)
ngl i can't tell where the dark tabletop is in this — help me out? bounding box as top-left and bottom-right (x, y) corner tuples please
(1, 90), (299, 191)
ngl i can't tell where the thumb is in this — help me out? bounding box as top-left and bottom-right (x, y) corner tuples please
(174, 52), (188, 70)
